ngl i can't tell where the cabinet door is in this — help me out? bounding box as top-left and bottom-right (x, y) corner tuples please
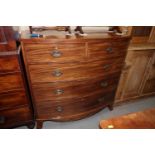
(115, 50), (153, 103)
(142, 51), (155, 95)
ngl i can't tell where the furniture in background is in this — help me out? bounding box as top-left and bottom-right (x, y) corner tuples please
(99, 108), (155, 129)
(0, 26), (34, 128)
(115, 26), (155, 105)
(21, 31), (130, 128)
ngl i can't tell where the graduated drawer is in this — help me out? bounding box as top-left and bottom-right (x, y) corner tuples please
(0, 55), (20, 74)
(0, 90), (28, 110)
(29, 58), (124, 84)
(32, 74), (120, 103)
(88, 41), (128, 60)
(0, 73), (24, 93)
(36, 91), (115, 121)
(24, 43), (86, 64)
(0, 106), (32, 128)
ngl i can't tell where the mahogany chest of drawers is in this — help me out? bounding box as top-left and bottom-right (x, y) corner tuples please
(0, 27), (34, 128)
(21, 34), (130, 128)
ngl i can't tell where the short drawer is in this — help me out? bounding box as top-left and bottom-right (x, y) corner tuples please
(0, 106), (32, 128)
(32, 75), (120, 103)
(36, 91), (115, 121)
(88, 41), (128, 60)
(0, 90), (28, 110)
(0, 55), (20, 73)
(0, 73), (24, 93)
(24, 43), (86, 64)
(29, 58), (124, 83)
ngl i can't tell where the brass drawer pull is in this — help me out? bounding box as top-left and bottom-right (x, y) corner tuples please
(101, 82), (108, 87)
(98, 97), (105, 103)
(103, 64), (111, 69)
(52, 70), (63, 77)
(54, 89), (64, 95)
(51, 50), (62, 58)
(106, 47), (113, 53)
(56, 106), (63, 112)
(0, 116), (5, 124)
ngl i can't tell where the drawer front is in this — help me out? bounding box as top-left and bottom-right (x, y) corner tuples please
(88, 41), (128, 60)
(36, 91), (115, 120)
(0, 90), (28, 110)
(0, 73), (24, 93)
(29, 58), (124, 84)
(0, 106), (32, 128)
(24, 43), (86, 63)
(32, 75), (120, 103)
(0, 55), (20, 73)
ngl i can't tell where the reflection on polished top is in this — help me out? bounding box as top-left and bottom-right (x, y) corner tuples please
(20, 30), (130, 41)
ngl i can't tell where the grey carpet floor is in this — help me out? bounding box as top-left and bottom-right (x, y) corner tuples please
(16, 96), (155, 129)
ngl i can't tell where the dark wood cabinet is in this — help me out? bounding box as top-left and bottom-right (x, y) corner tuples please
(0, 27), (34, 128)
(21, 33), (130, 128)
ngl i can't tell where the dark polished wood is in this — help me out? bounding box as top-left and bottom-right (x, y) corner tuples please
(0, 55), (20, 73)
(0, 90), (28, 110)
(0, 26), (16, 51)
(21, 31), (130, 128)
(99, 108), (155, 129)
(0, 26), (34, 129)
(28, 59), (124, 84)
(0, 106), (32, 128)
(0, 73), (24, 93)
(32, 75), (120, 103)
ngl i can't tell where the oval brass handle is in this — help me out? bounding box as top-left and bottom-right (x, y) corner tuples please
(0, 116), (5, 124)
(103, 64), (111, 70)
(54, 89), (64, 95)
(52, 70), (63, 77)
(106, 47), (113, 53)
(101, 82), (108, 87)
(98, 97), (105, 103)
(51, 50), (62, 58)
(56, 106), (63, 112)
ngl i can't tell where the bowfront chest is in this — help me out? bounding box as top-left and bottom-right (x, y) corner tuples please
(21, 34), (130, 128)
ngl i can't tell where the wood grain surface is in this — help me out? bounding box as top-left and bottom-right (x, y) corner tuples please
(99, 108), (155, 129)
(21, 33), (130, 128)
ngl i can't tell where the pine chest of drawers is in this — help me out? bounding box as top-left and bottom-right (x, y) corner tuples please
(21, 34), (130, 128)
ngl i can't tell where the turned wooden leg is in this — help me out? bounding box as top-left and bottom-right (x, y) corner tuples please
(36, 120), (43, 129)
(27, 122), (35, 129)
(108, 104), (114, 111)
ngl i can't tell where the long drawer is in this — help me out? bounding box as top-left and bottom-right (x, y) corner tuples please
(0, 55), (20, 74)
(36, 91), (115, 120)
(0, 73), (24, 93)
(0, 106), (32, 128)
(0, 90), (28, 110)
(24, 43), (86, 64)
(28, 58), (124, 84)
(32, 74), (120, 103)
